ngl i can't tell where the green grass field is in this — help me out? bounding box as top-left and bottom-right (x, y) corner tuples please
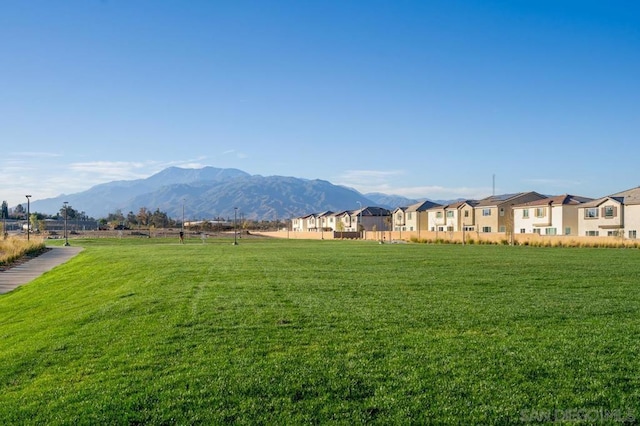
(1, 238), (639, 424)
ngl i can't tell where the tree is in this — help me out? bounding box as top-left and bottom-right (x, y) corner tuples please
(137, 207), (149, 228)
(13, 204), (25, 218)
(335, 219), (345, 238)
(149, 209), (170, 228)
(59, 205), (78, 220)
(126, 211), (137, 228)
(30, 214), (38, 233)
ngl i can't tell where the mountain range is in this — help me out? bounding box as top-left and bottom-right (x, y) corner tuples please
(28, 166), (433, 221)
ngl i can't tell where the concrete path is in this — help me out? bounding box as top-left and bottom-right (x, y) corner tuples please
(0, 246), (83, 294)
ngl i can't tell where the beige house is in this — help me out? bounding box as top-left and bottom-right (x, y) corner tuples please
(474, 192), (546, 233)
(407, 200), (441, 231)
(393, 201), (441, 231)
(578, 187), (640, 238)
(291, 214), (312, 232)
(513, 194), (593, 236)
(318, 211), (335, 231)
(427, 200), (477, 232)
(352, 206), (391, 232)
(334, 210), (355, 232)
(392, 206), (408, 231)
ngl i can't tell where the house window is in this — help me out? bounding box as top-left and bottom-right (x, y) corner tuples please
(629, 230), (637, 239)
(409, 227), (413, 231)
(464, 226), (475, 231)
(482, 209), (491, 216)
(438, 226), (444, 232)
(464, 210), (469, 217)
(447, 226), (454, 231)
(436, 212), (443, 218)
(446, 211), (454, 218)
(604, 206), (615, 218)
(607, 230), (621, 237)
(586, 230), (599, 236)
(499, 226), (506, 232)
(499, 208), (505, 217)
(522, 209), (529, 218)
(545, 228), (557, 235)
(482, 226), (491, 233)
(520, 228), (526, 234)
(407, 212), (412, 220)
(535, 208), (545, 218)
(533, 229), (541, 235)
(564, 227), (571, 235)
(585, 208), (598, 218)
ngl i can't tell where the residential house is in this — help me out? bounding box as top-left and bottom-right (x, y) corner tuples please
(291, 214), (311, 232)
(474, 192), (546, 233)
(427, 200), (477, 232)
(578, 187), (640, 238)
(512, 194), (593, 236)
(392, 206), (408, 231)
(334, 210), (355, 232)
(405, 200), (441, 232)
(352, 206), (391, 232)
(317, 211), (334, 231)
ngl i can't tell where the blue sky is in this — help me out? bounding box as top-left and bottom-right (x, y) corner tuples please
(2, 0), (639, 207)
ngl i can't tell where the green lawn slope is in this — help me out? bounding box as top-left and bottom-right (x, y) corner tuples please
(1, 238), (638, 424)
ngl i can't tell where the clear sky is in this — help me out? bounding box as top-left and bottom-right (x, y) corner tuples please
(2, 0), (639, 207)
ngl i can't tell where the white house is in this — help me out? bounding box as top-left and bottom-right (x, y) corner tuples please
(578, 187), (640, 238)
(513, 194), (592, 236)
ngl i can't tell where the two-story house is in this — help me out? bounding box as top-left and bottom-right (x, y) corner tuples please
(513, 194), (593, 236)
(474, 192), (546, 233)
(428, 200), (478, 232)
(578, 187), (640, 238)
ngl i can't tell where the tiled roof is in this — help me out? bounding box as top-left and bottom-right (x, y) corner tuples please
(405, 200), (442, 212)
(513, 194), (593, 208)
(580, 187), (640, 208)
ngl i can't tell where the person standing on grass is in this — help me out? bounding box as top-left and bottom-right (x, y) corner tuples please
(179, 231), (184, 244)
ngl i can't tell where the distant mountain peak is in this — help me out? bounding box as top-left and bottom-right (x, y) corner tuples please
(28, 166), (421, 220)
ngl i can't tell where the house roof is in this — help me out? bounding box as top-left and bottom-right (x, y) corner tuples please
(444, 200), (478, 209)
(474, 192), (544, 208)
(580, 186), (640, 208)
(406, 200), (442, 212)
(354, 206), (391, 217)
(427, 200), (477, 211)
(609, 186), (640, 206)
(512, 194), (593, 208)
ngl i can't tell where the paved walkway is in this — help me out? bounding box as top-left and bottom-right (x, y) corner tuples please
(0, 246), (83, 294)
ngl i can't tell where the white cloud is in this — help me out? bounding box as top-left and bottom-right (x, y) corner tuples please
(70, 161), (149, 180)
(222, 149), (247, 159)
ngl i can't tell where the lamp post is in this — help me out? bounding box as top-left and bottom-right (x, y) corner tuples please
(356, 201), (362, 238)
(182, 198), (185, 232)
(232, 207), (238, 245)
(63, 201), (70, 246)
(25, 195), (31, 241)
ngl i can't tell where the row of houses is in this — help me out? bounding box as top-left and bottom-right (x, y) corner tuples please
(291, 186), (640, 239)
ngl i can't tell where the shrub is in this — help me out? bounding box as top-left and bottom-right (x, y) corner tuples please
(0, 237), (46, 266)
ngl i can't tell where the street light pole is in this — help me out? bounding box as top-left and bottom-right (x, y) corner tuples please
(25, 195), (31, 241)
(356, 201), (362, 238)
(2, 208), (6, 240)
(233, 207), (238, 245)
(63, 201), (70, 246)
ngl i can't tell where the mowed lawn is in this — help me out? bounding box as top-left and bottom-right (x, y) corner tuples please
(1, 238), (639, 424)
